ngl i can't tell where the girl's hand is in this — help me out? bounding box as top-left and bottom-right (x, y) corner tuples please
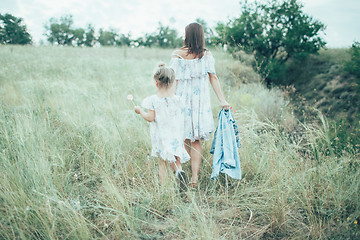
(221, 100), (230, 110)
(134, 106), (141, 114)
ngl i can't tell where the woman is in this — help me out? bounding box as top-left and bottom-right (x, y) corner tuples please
(169, 22), (229, 188)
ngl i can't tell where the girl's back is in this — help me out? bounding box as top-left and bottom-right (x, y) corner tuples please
(141, 94), (187, 162)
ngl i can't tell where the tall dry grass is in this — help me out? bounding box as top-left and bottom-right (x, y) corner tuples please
(0, 46), (359, 239)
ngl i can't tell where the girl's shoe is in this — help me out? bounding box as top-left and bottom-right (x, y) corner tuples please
(176, 170), (188, 192)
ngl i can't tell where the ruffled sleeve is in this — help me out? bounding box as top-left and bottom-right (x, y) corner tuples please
(206, 53), (216, 75)
(169, 58), (182, 80)
(141, 95), (155, 110)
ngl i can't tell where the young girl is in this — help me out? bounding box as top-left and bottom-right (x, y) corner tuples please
(169, 22), (230, 188)
(134, 63), (189, 192)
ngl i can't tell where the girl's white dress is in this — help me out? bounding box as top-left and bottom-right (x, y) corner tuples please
(141, 95), (190, 163)
(169, 51), (215, 142)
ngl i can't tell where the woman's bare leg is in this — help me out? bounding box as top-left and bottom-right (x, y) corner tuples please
(184, 139), (191, 155)
(190, 140), (202, 183)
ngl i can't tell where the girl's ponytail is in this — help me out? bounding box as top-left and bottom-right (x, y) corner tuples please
(154, 63), (175, 87)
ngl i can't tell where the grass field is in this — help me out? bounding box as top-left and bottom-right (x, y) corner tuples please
(0, 46), (359, 239)
(282, 48), (360, 124)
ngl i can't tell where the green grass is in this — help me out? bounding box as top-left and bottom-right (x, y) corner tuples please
(283, 48), (359, 123)
(0, 46), (359, 239)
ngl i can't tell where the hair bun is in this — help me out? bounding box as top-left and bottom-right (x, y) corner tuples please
(158, 63), (165, 67)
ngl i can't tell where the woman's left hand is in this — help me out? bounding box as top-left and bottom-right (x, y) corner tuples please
(221, 100), (230, 110)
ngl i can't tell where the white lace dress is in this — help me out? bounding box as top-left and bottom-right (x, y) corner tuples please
(169, 51), (216, 142)
(141, 95), (190, 163)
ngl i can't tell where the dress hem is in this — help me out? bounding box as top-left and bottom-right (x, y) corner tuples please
(151, 152), (190, 163)
(185, 131), (213, 142)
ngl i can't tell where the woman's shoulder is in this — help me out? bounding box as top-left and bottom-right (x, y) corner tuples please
(204, 49), (212, 55)
(171, 48), (212, 60)
(171, 48), (186, 59)
(172, 48), (183, 54)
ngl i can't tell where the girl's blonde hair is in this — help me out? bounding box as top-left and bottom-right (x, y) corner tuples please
(153, 63), (175, 88)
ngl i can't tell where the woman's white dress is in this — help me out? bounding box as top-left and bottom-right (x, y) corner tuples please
(169, 51), (216, 142)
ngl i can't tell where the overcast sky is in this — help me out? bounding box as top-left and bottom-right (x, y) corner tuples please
(2, 0), (359, 48)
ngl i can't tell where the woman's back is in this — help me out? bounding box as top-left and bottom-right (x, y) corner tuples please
(172, 48), (207, 60)
(169, 47), (216, 142)
(170, 49), (215, 82)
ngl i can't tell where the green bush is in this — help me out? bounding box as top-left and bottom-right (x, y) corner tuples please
(344, 41), (360, 92)
(329, 118), (360, 156)
(345, 41), (360, 77)
(215, 0), (326, 87)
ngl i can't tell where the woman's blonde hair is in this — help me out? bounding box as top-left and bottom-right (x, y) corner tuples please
(153, 63), (175, 88)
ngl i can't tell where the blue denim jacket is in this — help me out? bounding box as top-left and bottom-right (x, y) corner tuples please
(210, 109), (241, 180)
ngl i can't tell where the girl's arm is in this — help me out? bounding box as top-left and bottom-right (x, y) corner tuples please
(134, 106), (155, 122)
(209, 72), (230, 109)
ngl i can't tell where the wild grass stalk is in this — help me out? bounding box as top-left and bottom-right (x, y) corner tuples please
(0, 46), (358, 239)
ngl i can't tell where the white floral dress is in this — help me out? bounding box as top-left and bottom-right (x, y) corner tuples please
(142, 95), (190, 163)
(169, 51), (216, 142)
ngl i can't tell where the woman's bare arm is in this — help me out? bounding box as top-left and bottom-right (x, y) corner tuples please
(209, 73), (230, 109)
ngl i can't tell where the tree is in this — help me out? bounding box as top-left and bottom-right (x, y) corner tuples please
(44, 15), (74, 45)
(195, 18), (215, 46)
(143, 33), (158, 47)
(0, 13), (32, 45)
(98, 28), (118, 46)
(132, 37), (144, 47)
(156, 22), (181, 48)
(345, 41), (360, 78)
(216, 0), (326, 86)
(84, 24), (96, 47)
(213, 22), (227, 47)
(44, 16), (96, 47)
(72, 27), (85, 46)
(141, 23), (181, 48)
(344, 41), (360, 93)
(117, 33), (131, 46)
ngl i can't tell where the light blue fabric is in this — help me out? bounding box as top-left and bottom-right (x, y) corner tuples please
(210, 109), (242, 180)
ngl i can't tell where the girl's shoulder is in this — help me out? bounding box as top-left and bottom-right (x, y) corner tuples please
(144, 95), (178, 104)
(141, 94), (157, 110)
(157, 95), (181, 105)
(144, 94), (157, 101)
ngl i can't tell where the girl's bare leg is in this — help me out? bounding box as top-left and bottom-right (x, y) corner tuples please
(190, 140), (202, 183)
(158, 158), (168, 184)
(170, 156), (188, 192)
(169, 157), (182, 172)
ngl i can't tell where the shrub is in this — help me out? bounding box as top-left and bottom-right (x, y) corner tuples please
(344, 41), (360, 92)
(215, 0), (326, 87)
